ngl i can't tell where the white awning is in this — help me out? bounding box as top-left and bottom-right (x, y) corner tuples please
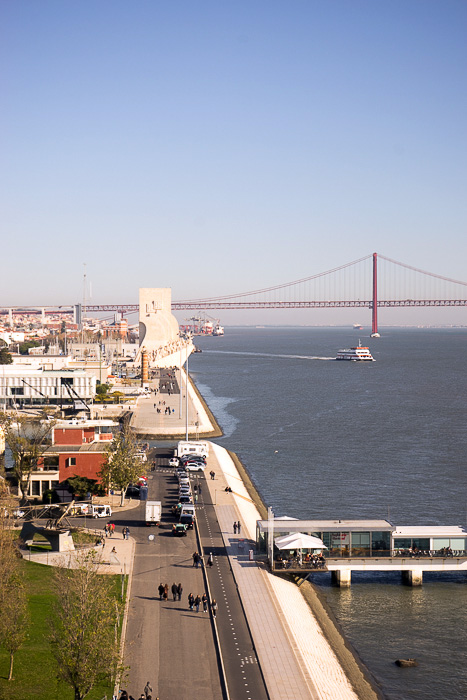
(274, 533), (326, 550)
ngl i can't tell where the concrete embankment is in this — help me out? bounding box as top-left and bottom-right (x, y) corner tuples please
(132, 372), (383, 699)
(209, 442), (383, 700)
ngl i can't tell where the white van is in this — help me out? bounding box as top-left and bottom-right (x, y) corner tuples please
(91, 504), (112, 518)
(180, 504), (196, 519)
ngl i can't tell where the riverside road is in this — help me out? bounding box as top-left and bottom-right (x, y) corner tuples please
(116, 449), (269, 700)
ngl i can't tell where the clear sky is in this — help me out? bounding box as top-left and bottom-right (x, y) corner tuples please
(1, 1), (466, 326)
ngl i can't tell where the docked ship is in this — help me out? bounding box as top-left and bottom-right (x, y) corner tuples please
(212, 324), (224, 336)
(336, 341), (375, 361)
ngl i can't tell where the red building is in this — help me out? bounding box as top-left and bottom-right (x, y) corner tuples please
(28, 420), (118, 500)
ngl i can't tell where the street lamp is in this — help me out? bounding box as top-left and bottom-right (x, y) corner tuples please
(185, 345), (189, 441)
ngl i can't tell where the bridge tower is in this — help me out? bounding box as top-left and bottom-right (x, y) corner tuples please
(371, 252), (380, 337)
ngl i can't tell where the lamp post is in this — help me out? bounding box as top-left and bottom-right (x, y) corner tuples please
(185, 344), (189, 441)
(179, 345), (182, 419)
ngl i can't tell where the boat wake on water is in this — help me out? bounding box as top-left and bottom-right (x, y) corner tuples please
(201, 350), (334, 361)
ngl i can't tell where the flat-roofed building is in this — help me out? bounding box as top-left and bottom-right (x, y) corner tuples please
(0, 366), (96, 407)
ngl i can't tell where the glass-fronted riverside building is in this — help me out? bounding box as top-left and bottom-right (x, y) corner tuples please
(256, 518), (467, 557)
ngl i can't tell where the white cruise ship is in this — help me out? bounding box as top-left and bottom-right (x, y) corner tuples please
(336, 341), (375, 361)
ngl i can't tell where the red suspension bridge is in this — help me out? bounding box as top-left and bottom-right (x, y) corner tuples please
(2, 254), (467, 335)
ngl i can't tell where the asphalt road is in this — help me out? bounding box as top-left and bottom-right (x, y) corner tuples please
(111, 448), (269, 700)
(62, 447), (269, 699)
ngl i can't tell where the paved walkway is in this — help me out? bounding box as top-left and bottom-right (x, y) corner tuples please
(206, 443), (358, 700)
(130, 369), (217, 436)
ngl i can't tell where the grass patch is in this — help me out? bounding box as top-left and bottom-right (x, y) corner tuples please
(0, 560), (125, 700)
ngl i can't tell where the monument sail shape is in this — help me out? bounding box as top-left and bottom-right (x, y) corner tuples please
(136, 288), (193, 368)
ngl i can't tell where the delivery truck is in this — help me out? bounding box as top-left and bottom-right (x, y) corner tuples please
(145, 500), (161, 526)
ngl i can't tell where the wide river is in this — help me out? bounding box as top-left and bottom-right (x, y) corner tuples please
(189, 326), (467, 700)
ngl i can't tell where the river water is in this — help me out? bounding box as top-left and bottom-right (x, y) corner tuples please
(189, 326), (467, 700)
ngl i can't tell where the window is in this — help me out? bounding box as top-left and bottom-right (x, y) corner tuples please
(10, 387), (24, 396)
(43, 456), (59, 470)
(351, 532), (370, 557)
(61, 377), (73, 386)
(66, 457), (76, 467)
(371, 531), (391, 555)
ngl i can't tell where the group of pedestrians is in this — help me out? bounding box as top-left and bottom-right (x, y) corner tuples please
(121, 526), (130, 540)
(104, 522), (115, 537)
(119, 681), (158, 700)
(157, 582), (183, 601)
(233, 520), (242, 534)
(187, 592), (217, 617)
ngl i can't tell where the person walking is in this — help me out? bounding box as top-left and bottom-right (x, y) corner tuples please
(177, 582), (183, 601)
(171, 582), (178, 601)
(237, 521), (241, 534)
(207, 552), (213, 568)
(202, 593), (208, 613)
(188, 592), (194, 610)
(163, 584), (168, 601)
(211, 599), (218, 618)
(192, 551), (198, 567)
(194, 594), (201, 613)
(144, 681), (153, 699)
(198, 483), (202, 495)
(158, 583), (164, 600)
(233, 522), (237, 535)
(125, 526), (130, 540)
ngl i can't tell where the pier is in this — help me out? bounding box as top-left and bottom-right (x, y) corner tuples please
(257, 518), (467, 586)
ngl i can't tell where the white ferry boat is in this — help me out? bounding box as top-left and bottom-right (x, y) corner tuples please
(336, 341), (375, 361)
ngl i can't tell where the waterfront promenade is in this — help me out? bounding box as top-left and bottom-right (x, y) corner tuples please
(23, 376), (379, 699)
(129, 368), (221, 437)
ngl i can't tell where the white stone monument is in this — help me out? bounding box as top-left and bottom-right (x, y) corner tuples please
(137, 288), (192, 368)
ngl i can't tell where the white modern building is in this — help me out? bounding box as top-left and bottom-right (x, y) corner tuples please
(0, 366), (96, 408)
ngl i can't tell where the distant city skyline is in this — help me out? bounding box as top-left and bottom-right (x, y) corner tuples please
(1, 1), (466, 325)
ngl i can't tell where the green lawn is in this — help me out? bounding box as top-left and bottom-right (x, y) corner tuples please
(0, 560), (126, 700)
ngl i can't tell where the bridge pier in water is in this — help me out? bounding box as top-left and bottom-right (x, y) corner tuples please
(402, 569), (423, 586)
(331, 569), (352, 587)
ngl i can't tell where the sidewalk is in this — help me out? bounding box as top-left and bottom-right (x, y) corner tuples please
(205, 442), (359, 700)
(129, 370), (220, 437)
(22, 529), (136, 576)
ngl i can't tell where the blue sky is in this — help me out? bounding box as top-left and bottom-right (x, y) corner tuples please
(1, 1), (466, 325)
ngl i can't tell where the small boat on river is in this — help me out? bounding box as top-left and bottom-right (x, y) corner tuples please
(336, 341), (375, 361)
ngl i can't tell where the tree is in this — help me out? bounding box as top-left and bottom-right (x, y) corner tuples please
(0, 511), (29, 680)
(0, 346), (13, 364)
(66, 476), (104, 499)
(99, 424), (145, 506)
(0, 415), (55, 503)
(50, 550), (122, 700)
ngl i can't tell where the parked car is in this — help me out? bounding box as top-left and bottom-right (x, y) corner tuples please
(184, 463), (206, 473)
(126, 485), (141, 498)
(172, 523), (187, 536)
(180, 455), (206, 465)
(179, 513), (194, 529)
(178, 495), (193, 505)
